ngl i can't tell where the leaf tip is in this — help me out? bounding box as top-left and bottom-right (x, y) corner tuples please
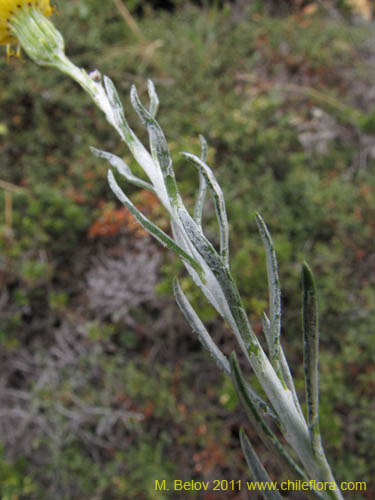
(147, 79), (156, 92)
(172, 276), (180, 294)
(302, 261), (315, 292)
(90, 145), (101, 157)
(253, 211), (263, 224)
(107, 169), (115, 183)
(239, 426), (247, 444)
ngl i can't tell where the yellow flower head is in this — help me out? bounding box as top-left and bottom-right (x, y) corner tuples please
(0, 0), (53, 45)
(0, 0), (104, 112)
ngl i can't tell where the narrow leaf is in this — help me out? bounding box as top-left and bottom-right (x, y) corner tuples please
(147, 79), (159, 118)
(261, 311), (271, 344)
(255, 213), (281, 371)
(103, 75), (133, 144)
(108, 170), (203, 278)
(90, 147), (155, 193)
(130, 85), (180, 207)
(262, 312), (304, 420)
(193, 135), (208, 227)
(199, 134), (208, 162)
(182, 152), (229, 267)
(239, 428), (283, 500)
(302, 262), (321, 453)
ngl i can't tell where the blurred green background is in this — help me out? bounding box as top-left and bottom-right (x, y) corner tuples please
(0, 1), (374, 499)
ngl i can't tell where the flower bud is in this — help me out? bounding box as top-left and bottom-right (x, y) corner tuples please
(9, 5), (64, 66)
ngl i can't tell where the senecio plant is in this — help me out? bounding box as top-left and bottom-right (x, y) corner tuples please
(2, 2), (346, 499)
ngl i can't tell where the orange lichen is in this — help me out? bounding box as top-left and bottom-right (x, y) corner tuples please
(88, 207), (147, 239)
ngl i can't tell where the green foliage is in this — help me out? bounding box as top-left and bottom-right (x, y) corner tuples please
(0, 446), (36, 500)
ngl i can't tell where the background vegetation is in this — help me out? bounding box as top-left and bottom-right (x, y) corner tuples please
(0, 0), (374, 499)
